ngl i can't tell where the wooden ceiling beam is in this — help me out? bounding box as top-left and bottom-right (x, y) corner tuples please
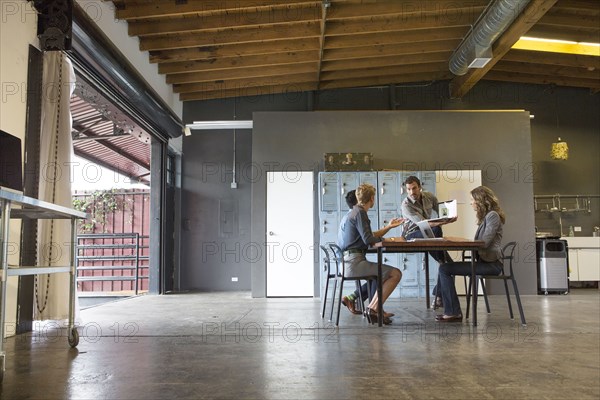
(128, 6), (321, 36)
(552, 0), (600, 14)
(325, 26), (467, 49)
(321, 62), (447, 81)
(483, 70), (600, 90)
(537, 12), (600, 29)
(321, 51), (453, 72)
(173, 72), (317, 94)
(167, 62), (318, 85)
(149, 38), (320, 63)
(139, 23), (321, 51)
(315, 1), (328, 90)
(115, 0), (320, 20)
(323, 39), (460, 61)
(449, 0), (559, 98)
(493, 60), (600, 80)
(502, 49), (600, 69)
(159, 51), (320, 75)
(326, 0), (489, 20)
(319, 71), (452, 90)
(326, 7), (483, 36)
(526, 25), (599, 43)
(179, 82), (318, 101)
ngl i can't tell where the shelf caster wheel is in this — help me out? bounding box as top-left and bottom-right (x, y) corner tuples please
(68, 327), (79, 348)
(544, 291), (548, 295)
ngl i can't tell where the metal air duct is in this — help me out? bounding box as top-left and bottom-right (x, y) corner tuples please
(449, 0), (531, 76)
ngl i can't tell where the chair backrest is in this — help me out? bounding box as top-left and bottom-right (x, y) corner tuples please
(320, 245), (331, 273)
(501, 241), (517, 276)
(328, 243), (345, 276)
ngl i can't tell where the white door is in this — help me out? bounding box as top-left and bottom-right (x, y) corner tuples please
(266, 171), (314, 297)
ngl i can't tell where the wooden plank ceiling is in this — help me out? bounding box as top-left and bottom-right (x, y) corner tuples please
(109, 0), (599, 101)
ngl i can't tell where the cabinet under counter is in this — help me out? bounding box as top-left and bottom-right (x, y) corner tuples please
(562, 237), (600, 282)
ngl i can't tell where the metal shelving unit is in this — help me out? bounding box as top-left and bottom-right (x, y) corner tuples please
(0, 188), (87, 382)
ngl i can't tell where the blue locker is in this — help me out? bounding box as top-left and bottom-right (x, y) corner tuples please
(399, 253), (419, 298)
(339, 172), (359, 211)
(377, 171), (400, 211)
(319, 172), (339, 212)
(319, 212), (339, 245)
(418, 254), (440, 298)
(420, 171), (436, 195)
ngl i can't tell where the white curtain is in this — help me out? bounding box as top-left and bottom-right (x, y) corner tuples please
(34, 51), (78, 321)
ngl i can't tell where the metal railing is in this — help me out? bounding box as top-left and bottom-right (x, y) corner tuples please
(76, 233), (149, 295)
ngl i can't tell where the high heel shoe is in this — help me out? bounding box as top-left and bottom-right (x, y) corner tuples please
(367, 309), (392, 325)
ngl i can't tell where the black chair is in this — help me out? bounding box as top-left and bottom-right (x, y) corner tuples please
(329, 244), (377, 326)
(320, 245), (340, 321)
(466, 242), (526, 326)
(462, 251), (490, 315)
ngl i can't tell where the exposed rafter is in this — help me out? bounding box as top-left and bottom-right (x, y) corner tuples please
(108, 0), (599, 100)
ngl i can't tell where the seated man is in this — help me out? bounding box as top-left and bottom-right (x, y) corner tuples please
(337, 183), (404, 324)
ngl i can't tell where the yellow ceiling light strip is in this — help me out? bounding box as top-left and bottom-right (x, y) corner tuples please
(512, 37), (600, 56)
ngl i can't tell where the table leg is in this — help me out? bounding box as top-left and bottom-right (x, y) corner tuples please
(425, 252), (430, 309)
(67, 218), (79, 347)
(0, 199), (12, 380)
(471, 249), (478, 326)
(377, 248), (383, 327)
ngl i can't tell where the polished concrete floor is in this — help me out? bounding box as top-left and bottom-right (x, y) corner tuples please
(1, 289), (599, 399)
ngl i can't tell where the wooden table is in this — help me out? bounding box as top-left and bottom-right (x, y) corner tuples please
(368, 237), (484, 327)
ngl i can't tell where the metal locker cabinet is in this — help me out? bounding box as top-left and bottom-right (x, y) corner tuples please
(339, 172), (359, 211)
(420, 171), (436, 195)
(377, 171), (400, 211)
(319, 211), (339, 246)
(419, 254), (440, 298)
(319, 172), (339, 212)
(399, 253), (419, 298)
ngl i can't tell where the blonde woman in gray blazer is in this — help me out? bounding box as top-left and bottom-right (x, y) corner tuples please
(435, 186), (506, 322)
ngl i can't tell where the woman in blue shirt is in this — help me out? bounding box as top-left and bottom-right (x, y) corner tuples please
(337, 183), (404, 324)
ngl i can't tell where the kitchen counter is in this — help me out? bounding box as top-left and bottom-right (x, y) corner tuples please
(561, 237), (600, 248)
(561, 237), (600, 282)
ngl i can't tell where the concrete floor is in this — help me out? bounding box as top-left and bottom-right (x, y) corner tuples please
(1, 289), (599, 400)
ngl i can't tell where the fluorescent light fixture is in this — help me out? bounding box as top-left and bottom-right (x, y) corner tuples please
(513, 37), (600, 56)
(521, 36), (578, 45)
(186, 120), (253, 130)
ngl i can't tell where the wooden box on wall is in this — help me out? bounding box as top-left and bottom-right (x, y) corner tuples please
(324, 152), (373, 171)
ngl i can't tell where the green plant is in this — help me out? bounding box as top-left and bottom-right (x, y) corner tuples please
(72, 189), (120, 233)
